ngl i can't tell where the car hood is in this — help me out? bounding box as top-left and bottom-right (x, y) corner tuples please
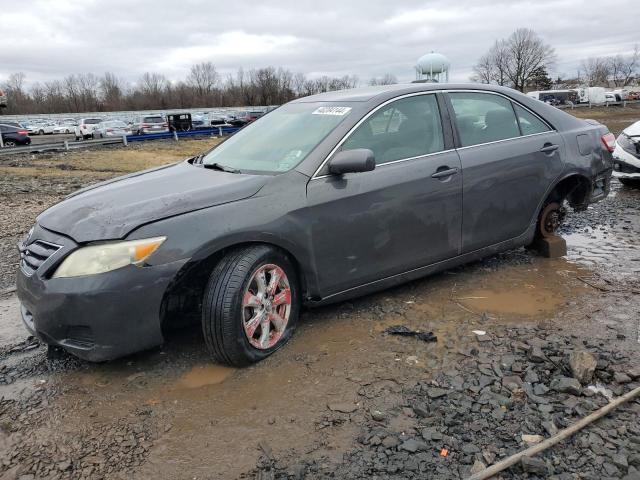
(37, 161), (268, 243)
(623, 121), (640, 137)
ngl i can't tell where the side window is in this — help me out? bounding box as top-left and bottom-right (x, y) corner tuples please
(449, 92), (520, 147)
(513, 103), (551, 135)
(341, 94), (444, 165)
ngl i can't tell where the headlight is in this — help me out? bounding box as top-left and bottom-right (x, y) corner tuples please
(617, 133), (638, 156)
(52, 236), (166, 278)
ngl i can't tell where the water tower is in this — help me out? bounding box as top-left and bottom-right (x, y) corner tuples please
(414, 52), (450, 83)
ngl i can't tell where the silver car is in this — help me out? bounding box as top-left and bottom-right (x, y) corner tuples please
(129, 115), (168, 135)
(92, 120), (131, 138)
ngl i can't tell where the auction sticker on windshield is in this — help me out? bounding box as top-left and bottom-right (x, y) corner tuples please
(312, 106), (352, 116)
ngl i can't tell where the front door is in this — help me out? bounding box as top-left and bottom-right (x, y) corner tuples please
(306, 93), (463, 296)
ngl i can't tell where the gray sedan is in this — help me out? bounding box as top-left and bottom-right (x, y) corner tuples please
(92, 120), (131, 138)
(16, 83), (613, 366)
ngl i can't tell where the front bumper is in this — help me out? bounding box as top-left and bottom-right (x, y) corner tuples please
(16, 226), (188, 362)
(613, 144), (640, 179)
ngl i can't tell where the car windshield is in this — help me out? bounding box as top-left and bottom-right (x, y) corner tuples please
(85, 119), (102, 124)
(143, 116), (164, 123)
(202, 103), (353, 173)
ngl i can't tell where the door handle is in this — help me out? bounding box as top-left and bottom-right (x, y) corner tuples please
(540, 143), (559, 154)
(431, 167), (459, 179)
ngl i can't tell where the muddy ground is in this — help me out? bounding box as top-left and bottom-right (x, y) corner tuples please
(0, 108), (639, 480)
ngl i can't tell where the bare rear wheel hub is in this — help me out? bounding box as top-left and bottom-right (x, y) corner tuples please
(242, 264), (291, 350)
(539, 202), (566, 238)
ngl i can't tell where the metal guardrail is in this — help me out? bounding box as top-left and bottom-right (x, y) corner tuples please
(0, 126), (241, 156)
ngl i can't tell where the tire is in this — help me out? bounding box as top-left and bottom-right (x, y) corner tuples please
(202, 245), (300, 366)
(619, 178), (640, 188)
(39, 130), (44, 135)
(3, 141), (16, 147)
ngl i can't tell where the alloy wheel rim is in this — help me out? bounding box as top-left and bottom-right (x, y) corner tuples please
(242, 264), (292, 350)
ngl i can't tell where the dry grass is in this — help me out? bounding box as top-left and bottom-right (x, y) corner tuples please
(1, 137), (221, 179)
(566, 103), (640, 135)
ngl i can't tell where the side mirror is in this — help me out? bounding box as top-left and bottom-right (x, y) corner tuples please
(328, 149), (375, 175)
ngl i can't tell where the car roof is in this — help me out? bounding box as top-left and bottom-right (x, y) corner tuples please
(291, 82), (532, 103)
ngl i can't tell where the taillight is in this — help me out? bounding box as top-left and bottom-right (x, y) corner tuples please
(601, 133), (616, 152)
(163, 123), (168, 127)
(17, 130), (28, 135)
(142, 123), (151, 128)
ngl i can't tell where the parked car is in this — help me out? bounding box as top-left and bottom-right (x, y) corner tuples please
(0, 120), (25, 129)
(16, 83), (613, 365)
(53, 122), (77, 134)
(0, 124), (31, 147)
(92, 120), (131, 138)
(74, 118), (103, 140)
(33, 122), (57, 135)
(129, 115), (168, 134)
(612, 120), (640, 187)
(25, 124), (39, 135)
(605, 93), (617, 103)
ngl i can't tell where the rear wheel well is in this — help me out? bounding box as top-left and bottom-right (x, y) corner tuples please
(546, 174), (591, 210)
(160, 242), (306, 333)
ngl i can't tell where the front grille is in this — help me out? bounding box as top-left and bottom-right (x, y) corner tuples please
(19, 240), (61, 276)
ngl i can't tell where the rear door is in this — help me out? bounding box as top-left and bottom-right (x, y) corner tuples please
(306, 93), (463, 295)
(446, 91), (565, 253)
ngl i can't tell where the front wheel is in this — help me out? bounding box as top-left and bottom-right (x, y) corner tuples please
(202, 245), (300, 366)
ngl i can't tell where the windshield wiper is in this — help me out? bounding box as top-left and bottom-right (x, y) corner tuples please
(202, 162), (241, 173)
(192, 153), (205, 164)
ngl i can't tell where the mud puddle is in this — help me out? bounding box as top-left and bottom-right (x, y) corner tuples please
(0, 295), (25, 348)
(176, 364), (235, 389)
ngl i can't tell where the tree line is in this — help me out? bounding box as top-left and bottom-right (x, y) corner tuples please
(472, 28), (639, 91)
(0, 64), (366, 115)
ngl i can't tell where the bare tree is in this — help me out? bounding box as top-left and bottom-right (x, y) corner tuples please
(187, 62), (219, 99)
(472, 29), (554, 91)
(609, 45), (639, 87)
(504, 29), (555, 92)
(1, 67), (363, 114)
(4, 72), (26, 94)
(580, 57), (610, 86)
(100, 72), (125, 110)
(472, 40), (510, 86)
(369, 73), (397, 86)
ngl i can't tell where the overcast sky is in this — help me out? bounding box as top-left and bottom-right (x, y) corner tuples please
(1, 0), (637, 88)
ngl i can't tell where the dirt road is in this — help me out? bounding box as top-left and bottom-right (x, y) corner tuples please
(0, 111), (639, 479)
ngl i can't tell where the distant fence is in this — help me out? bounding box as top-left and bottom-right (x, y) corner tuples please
(0, 126), (241, 156)
(557, 99), (640, 109)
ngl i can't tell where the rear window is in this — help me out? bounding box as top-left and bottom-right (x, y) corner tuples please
(449, 92), (520, 147)
(143, 116), (164, 123)
(84, 119), (102, 124)
(513, 104), (551, 135)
